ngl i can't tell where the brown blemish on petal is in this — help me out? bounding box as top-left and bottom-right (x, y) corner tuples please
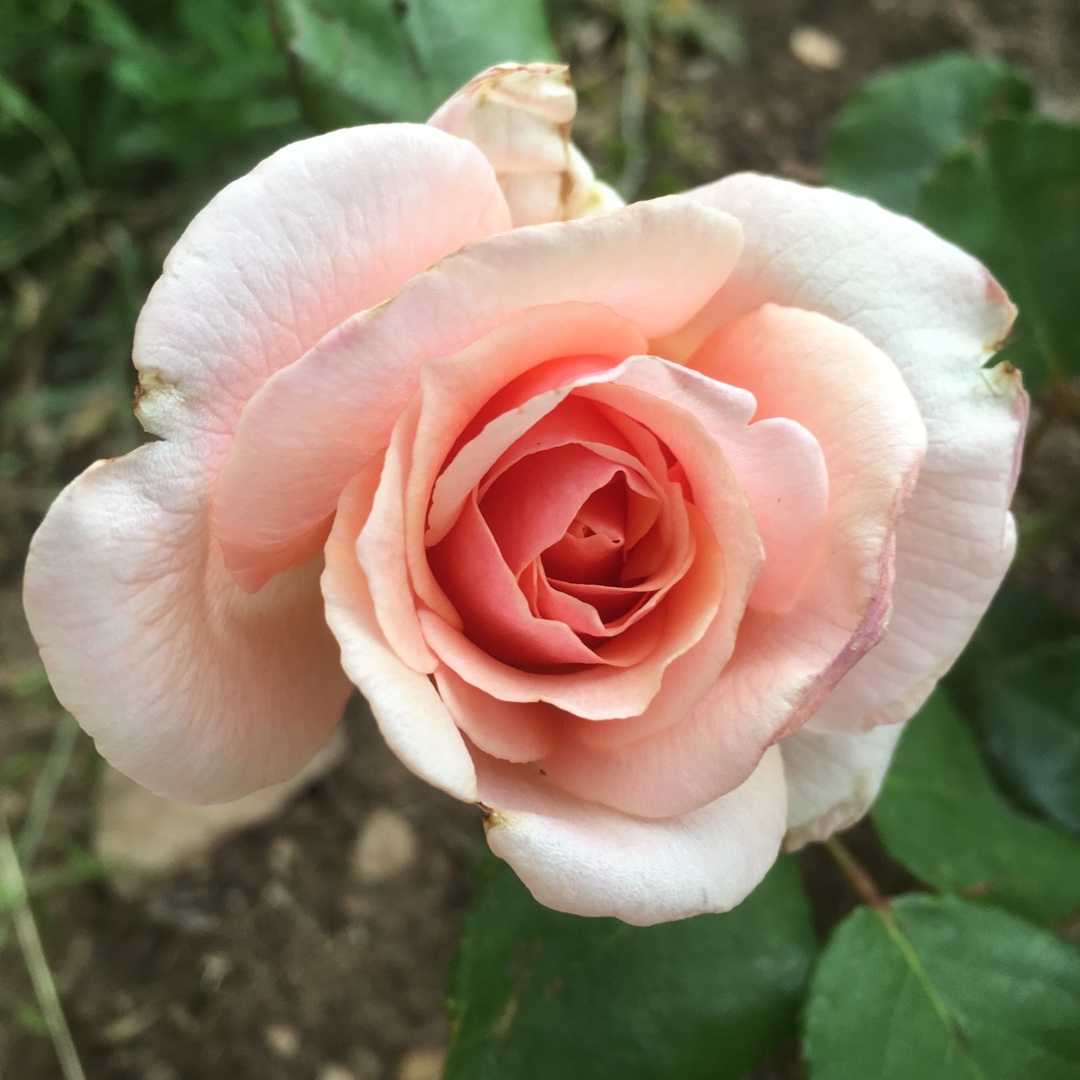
(133, 368), (172, 410)
(479, 805), (518, 833)
(132, 368), (185, 435)
(983, 268), (1018, 354)
(983, 359), (1024, 399)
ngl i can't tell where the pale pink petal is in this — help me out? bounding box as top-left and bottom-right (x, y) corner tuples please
(321, 463), (478, 801)
(210, 198), (742, 589)
(434, 669), (563, 763)
(478, 745), (787, 925)
(539, 307), (925, 819)
(23, 444), (351, 803)
(780, 722), (906, 850)
(418, 606), (666, 719)
(135, 124), (509, 449)
(429, 63), (624, 225)
(202, 127), (511, 592)
(681, 174), (1025, 735)
(356, 397), (440, 675)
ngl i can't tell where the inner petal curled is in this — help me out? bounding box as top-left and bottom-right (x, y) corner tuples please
(427, 396), (693, 671)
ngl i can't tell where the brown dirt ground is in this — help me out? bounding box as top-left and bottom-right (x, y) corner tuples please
(2, 2), (1078, 1078)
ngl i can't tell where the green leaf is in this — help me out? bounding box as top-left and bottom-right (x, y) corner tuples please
(946, 589), (1080, 836)
(917, 115), (1080, 389)
(983, 117), (1080, 384)
(270, 0), (557, 129)
(804, 894), (1080, 1080)
(827, 54), (1080, 392)
(873, 690), (1080, 925)
(826, 52), (1032, 215)
(951, 585), (1080, 668)
(973, 639), (1080, 837)
(445, 855), (816, 1080)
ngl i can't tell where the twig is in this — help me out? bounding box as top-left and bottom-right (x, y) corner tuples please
(0, 811), (88, 1080)
(0, 715), (80, 958)
(16, 715), (80, 865)
(824, 836), (888, 908)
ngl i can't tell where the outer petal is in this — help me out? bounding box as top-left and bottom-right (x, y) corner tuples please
(322, 464), (478, 801)
(215, 198), (744, 590)
(478, 745), (787, 926)
(681, 174), (1026, 734)
(428, 62), (623, 226)
(134, 124), (510, 447)
(780, 722), (906, 851)
(23, 444), (352, 802)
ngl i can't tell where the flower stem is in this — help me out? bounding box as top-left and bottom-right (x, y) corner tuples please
(824, 836), (888, 908)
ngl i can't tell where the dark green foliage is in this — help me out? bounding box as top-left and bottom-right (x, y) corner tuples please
(445, 855), (816, 1080)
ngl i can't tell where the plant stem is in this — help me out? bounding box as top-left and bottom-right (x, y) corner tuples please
(0, 714), (79, 958)
(0, 812), (87, 1080)
(824, 836), (888, 908)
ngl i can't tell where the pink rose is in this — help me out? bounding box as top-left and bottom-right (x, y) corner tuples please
(24, 64), (1026, 925)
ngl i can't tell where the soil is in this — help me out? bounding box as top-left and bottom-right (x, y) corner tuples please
(2, 2), (1078, 1079)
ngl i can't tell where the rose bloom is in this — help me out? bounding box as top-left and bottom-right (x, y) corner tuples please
(24, 64), (1026, 925)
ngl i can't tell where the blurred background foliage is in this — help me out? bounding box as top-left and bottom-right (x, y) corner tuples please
(2, 1), (1080, 1079)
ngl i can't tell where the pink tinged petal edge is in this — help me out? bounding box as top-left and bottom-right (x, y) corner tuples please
(212, 197), (741, 592)
(428, 62), (624, 226)
(780, 721), (906, 851)
(477, 744), (788, 926)
(135, 124), (510, 450)
(23, 444), (352, 803)
(321, 463), (478, 801)
(683, 174), (1027, 736)
(539, 307), (926, 820)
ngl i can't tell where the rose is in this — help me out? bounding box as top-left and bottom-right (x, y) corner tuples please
(23, 64), (1026, 926)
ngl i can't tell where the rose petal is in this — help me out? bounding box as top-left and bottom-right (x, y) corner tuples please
(418, 495), (720, 720)
(434, 668), (563, 763)
(478, 744), (787, 926)
(780, 722), (906, 851)
(428, 62), (624, 225)
(681, 174), (1025, 735)
(429, 495), (603, 667)
(321, 463), (478, 801)
(211, 198), (743, 590)
(23, 444), (351, 802)
(539, 307), (925, 818)
(478, 442), (647, 577)
(136, 124), (509, 449)
(576, 356), (829, 614)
